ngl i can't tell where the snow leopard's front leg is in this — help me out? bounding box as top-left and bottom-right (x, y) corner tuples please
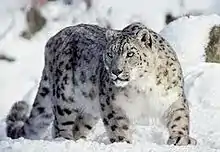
(99, 89), (132, 143)
(99, 70), (132, 143)
(165, 99), (197, 146)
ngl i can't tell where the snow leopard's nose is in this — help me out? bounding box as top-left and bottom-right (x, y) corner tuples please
(112, 69), (123, 76)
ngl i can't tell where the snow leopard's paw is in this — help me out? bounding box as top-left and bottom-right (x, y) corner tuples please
(167, 135), (197, 146)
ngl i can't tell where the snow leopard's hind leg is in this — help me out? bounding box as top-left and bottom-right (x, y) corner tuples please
(166, 99), (197, 146)
(50, 55), (78, 140)
(52, 61), (99, 140)
(52, 78), (99, 140)
(6, 68), (54, 139)
(53, 99), (99, 140)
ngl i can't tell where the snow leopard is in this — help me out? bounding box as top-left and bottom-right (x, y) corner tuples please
(6, 22), (197, 146)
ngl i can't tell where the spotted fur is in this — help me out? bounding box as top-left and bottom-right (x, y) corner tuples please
(6, 22), (196, 145)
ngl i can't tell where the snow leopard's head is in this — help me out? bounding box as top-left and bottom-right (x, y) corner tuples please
(103, 22), (153, 87)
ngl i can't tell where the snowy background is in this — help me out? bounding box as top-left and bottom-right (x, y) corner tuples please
(1, 0), (220, 151)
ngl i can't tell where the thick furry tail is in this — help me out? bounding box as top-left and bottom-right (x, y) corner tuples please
(6, 101), (29, 139)
(6, 67), (54, 139)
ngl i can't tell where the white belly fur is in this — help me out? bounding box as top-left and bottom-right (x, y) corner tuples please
(113, 76), (179, 125)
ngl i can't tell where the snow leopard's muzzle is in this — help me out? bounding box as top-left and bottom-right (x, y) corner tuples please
(110, 67), (130, 87)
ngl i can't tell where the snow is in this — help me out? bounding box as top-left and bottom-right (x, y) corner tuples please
(160, 14), (220, 69)
(1, 0), (220, 151)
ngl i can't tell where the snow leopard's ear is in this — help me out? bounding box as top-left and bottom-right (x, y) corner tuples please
(123, 22), (152, 48)
(105, 30), (120, 42)
(122, 22), (146, 33)
(136, 29), (152, 48)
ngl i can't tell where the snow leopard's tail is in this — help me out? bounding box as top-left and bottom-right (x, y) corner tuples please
(6, 101), (29, 139)
(6, 80), (39, 139)
(6, 68), (54, 139)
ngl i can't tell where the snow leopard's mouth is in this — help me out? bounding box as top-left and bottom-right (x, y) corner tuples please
(114, 77), (129, 82)
(111, 73), (129, 87)
(112, 77), (129, 87)
(111, 75), (129, 82)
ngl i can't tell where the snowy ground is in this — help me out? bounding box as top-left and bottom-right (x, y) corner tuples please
(1, 0), (220, 151)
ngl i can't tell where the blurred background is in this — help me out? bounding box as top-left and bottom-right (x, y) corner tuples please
(0, 0), (220, 118)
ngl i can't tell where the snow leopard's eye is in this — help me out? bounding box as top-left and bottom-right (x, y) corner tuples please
(107, 52), (113, 58)
(126, 52), (134, 58)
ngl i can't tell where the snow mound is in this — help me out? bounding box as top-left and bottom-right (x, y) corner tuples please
(185, 63), (220, 109)
(184, 63), (220, 150)
(160, 14), (220, 68)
